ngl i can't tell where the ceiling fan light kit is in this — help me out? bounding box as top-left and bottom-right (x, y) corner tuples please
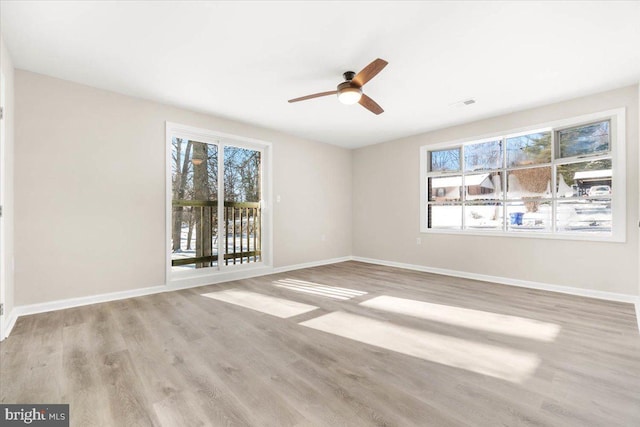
(289, 58), (388, 114)
(337, 82), (362, 105)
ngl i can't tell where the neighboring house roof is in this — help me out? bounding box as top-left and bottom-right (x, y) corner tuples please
(432, 173), (493, 188)
(574, 169), (612, 180)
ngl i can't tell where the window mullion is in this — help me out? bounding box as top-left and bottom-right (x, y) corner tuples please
(551, 130), (557, 233)
(217, 142), (226, 270)
(502, 137), (507, 232)
(460, 144), (465, 230)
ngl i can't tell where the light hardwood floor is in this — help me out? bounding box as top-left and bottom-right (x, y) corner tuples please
(1, 261), (639, 426)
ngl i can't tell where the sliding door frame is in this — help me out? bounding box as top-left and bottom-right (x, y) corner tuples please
(0, 71), (5, 337)
(165, 122), (272, 285)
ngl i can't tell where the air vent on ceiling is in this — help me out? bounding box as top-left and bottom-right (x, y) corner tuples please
(450, 98), (477, 108)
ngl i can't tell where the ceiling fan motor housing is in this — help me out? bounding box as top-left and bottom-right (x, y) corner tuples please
(343, 71), (356, 82)
(337, 81), (362, 92)
(338, 71), (361, 97)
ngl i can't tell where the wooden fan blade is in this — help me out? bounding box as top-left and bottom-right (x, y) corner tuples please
(352, 58), (388, 87)
(288, 91), (337, 103)
(359, 94), (384, 115)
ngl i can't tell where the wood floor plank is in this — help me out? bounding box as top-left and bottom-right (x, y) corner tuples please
(1, 261), (639, 426)
(98, 349), (161, 427)
(152, 391), (212, 427)
(64, 383), (114, 427)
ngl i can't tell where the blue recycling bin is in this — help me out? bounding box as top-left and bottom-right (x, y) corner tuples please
(509, 212), (524, 226)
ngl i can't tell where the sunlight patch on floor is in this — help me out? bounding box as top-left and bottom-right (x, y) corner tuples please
(274, 279), (367, 300)
(202, 289), (318, 318)
(360, 295), (561, 342)
(300, 311), (540, 383)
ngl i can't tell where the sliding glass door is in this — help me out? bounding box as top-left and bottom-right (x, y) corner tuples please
(168, 124), (267, 274)
(223, 145), (262, 265)
(171, 138), (220, 269)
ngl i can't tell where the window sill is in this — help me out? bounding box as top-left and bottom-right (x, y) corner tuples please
(420, 228), (625, 243)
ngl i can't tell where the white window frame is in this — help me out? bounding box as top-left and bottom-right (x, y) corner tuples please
(165, 122), (273, 283)
(420, 108), (626, 242)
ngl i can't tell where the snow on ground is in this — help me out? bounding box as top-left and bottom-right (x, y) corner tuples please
(171, 222), (260, 270)
(431, 198), (611, 233)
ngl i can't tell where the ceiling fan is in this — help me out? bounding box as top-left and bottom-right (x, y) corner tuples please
(288, 58), (388, 115)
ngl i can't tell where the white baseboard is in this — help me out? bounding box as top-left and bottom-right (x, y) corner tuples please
(2, 285), (168, 340)
(353, 256), (640, 334)
(1, 310), (18, 341)
(3, 255), (639, 339)
(352, 256), (640, 304)
(4, 283), (169, 339)
(0, 256), (353, 340)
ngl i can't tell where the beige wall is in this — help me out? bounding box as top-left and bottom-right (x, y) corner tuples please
(12, 69), (639, 307)
(1, 35), (15, 317)
(15, 70), (352, 305)
(353, 85), (639, 296)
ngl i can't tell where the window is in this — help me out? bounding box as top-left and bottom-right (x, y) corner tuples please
(167, 123), (271, 276)
(420, 109), (625, 241)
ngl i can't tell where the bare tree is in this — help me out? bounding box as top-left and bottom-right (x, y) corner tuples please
(193, 142), (213, 267)
(430, 149), (460, 172)
(172, 139), (192, 251)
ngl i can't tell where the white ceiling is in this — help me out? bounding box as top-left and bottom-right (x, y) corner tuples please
(2, 1), (639, 148)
